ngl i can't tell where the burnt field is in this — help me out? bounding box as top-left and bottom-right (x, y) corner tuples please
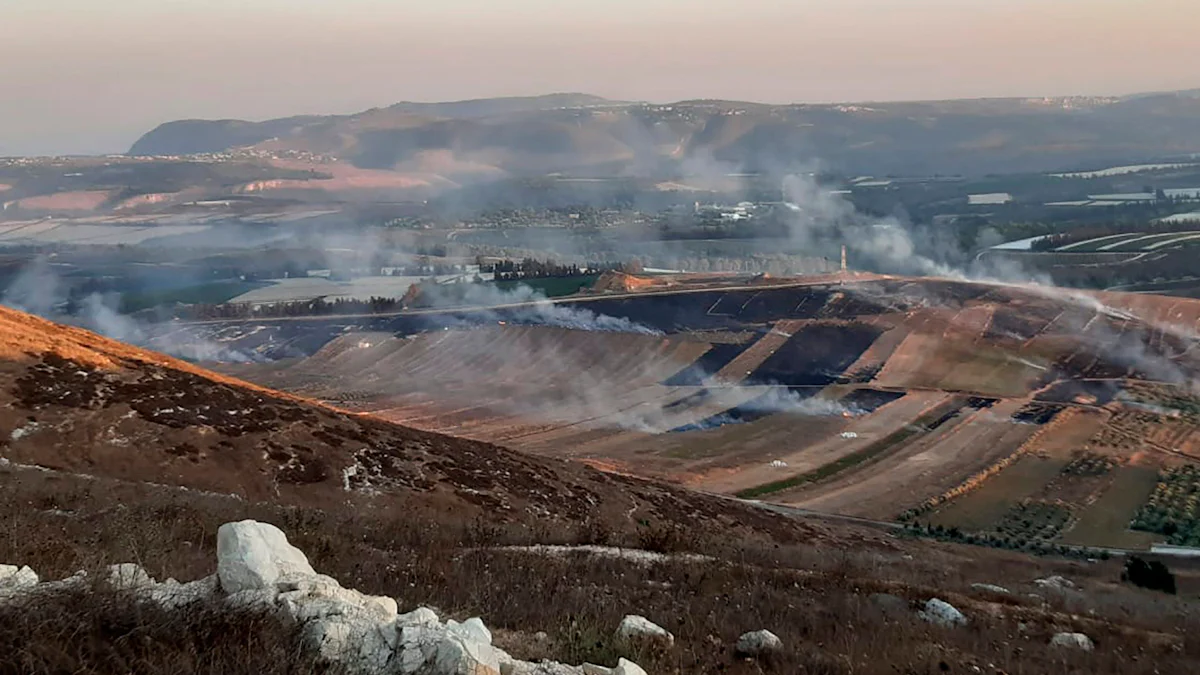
(750, 323), (885, 386)
(180, 275), (1200, 550)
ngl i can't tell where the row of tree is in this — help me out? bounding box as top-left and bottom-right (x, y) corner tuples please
(181, 296), (402, 321)
(485, 258), (622, 280)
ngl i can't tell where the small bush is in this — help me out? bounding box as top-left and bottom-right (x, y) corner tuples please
(1122, 556), (1177, 595)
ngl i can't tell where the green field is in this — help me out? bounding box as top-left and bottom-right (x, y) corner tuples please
(120, 280), (268, 313)
(493, 275), (600, 298)
(1061, 466), (1161, 549)
(926, 455), (1069, 531)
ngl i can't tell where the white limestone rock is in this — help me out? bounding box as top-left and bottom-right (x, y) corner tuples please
(0, 564), (38, 592)
(918, 598), (967, 627)
(970, 583), (1011, 595)
(435, 630), (504, 675)
(1034, 575), (1076, 591)
(304, 609), (398, 673)
(735, 629), (784, 658)
(107, 563), (156, 590)
(224, 587), (281, 611)
(398, 606), (441, 628)
(216, 520), (315, 593)
(1050, 632), (1094, 651)
(510, 663), (585, 675)
(149, 575), (219, 609)
(41, 571), (89, 593)
(611, 659), (648, 675)
(275, 573), (398, 625)
(447, 616), (493, 646)
(615, 614), (674, 650)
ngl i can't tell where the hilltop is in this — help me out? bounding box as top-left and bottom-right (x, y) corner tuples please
(128, 91), (1200, 178)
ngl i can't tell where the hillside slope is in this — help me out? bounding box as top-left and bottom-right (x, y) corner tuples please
(129, 91), (1200, 176)
(0, 305), (798, 540)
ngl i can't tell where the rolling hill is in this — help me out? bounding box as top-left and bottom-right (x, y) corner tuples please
(129, 91), (1200, 178)
(0, 303), (799, 541)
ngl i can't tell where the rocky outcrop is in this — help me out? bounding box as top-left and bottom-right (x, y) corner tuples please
(1034, 575), (1076, 592)
(970, 583), (1011, 595)
(0, 520), (648, 675)
(735, 630), (783, 658)
(917, 598), (967, 627)
(1050, 632), (1094, 651)
(615, 614), (674, 651)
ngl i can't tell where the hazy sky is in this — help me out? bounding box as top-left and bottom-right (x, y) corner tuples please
(3, 0), (1198, 156)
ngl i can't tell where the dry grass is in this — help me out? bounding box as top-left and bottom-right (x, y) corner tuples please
(2, 465), (1199, 674)
(0, 585), (331, 675)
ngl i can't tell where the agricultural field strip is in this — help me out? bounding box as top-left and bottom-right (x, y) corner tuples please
(1105, 231), (1200, 252)
(943, 305), (994, 343)
(782, 399), (1031, 517)
(1056, 233), (1143, 252)
(732, 394), (969, 499)
(1098, 233), (1172, 251)
(1059, 466), (1162, 549)
(1146, 233), (1200, 250)
(711, 323), (798, 383)
(1104, 422), (1199, 461)
(926, 455), (1070, 532)
(693, 391), (950, 495)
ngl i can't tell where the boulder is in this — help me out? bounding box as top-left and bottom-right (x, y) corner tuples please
(148, 575), (220, 609)
(970, 583), (1011, 595)
(1050, 632), (1094, 651)
(398, 606), (441, 628)
(735, 629), (784, 658)
(216, 520), (315, 593)
(612, 659), (648, 675)
(0, 564), (38, 592)
(580, 661), (645, 675)
(276, 574), (398, 624)
(396, 623), (444, 674)
(918, 598), (967, 627)
(868, 592), (908, 616)
(107, 563), (156, 590)
(447, 616), (493, 646)
(41, 571), (89, 593)
(615, 614), (674, 650)
(1034, 575), (1076, 591)
(304, 610), (398, 673)
(434, 630), (504, 675)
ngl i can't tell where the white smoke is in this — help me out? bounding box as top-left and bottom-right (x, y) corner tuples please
(420, 281), (662, 335)
(745, 388), (866, 418)
(1, 259), (253, 363)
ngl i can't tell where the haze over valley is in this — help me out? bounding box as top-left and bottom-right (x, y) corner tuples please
(5, 3), (1200, 674)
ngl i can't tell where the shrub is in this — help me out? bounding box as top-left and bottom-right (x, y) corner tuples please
(1122, 556), (1177, 595)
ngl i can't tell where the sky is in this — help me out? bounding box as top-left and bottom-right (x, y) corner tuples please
(2, 0), (1199, 156)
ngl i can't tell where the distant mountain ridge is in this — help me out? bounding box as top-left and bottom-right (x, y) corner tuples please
(129, 90), (1200, 177)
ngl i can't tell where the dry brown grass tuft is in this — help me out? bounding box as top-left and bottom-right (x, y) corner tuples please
(0, 585), (332, 675)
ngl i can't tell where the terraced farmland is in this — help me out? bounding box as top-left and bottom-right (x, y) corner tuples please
(209, 275), (1200, 549)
